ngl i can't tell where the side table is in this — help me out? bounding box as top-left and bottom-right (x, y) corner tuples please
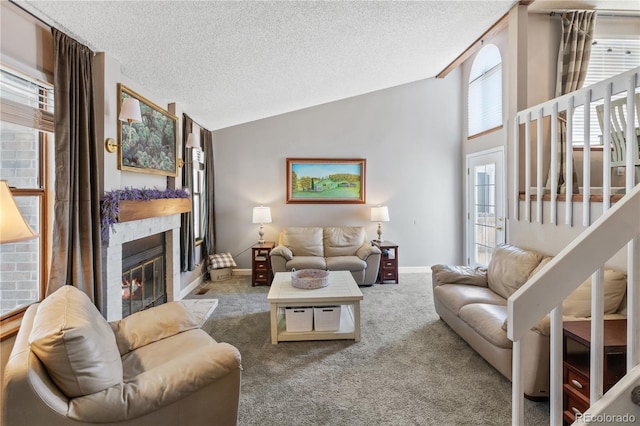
(252, 241), (275, 287)
(562, 319), (626, 424)
(373, 240), (398, 284)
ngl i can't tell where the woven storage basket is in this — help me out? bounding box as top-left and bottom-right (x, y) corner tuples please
(291, 269), (330, 289)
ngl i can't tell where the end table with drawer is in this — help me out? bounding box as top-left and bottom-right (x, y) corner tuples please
(562, 319), (626, 425)
(252, 241), (275, 287)
(373, 240), (398, 284)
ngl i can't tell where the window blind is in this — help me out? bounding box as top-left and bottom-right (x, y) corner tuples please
(468, 64), (502, 136)
(572, 38), (640, 144)
(0, 68), (54, 133)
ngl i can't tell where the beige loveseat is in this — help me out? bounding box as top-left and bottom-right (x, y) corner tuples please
(269, 226), (381, 285)
(2, 286), (242, 426)
(432, 244), (627, 398)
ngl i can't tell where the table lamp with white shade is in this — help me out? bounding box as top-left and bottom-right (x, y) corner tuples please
(370, 205), (389, 242)
(0, 180), (38, 243)
(252, 206), (272, 244)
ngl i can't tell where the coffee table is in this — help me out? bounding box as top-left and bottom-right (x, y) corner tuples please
(267, 271), (363, 344)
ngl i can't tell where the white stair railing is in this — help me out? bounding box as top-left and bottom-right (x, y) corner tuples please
(508, 183), (640, 425)
(509, 67), (640, 425)
(512, 66), (639, 227)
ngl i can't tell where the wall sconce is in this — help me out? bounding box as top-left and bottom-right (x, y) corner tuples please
(105, 98), (143, 153)
(370, 205), (390, 242)
(252, 206), (272, 244)
(0, 180), (38, 244)
(178, 133), (198, 168)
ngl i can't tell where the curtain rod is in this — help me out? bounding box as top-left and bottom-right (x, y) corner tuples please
(9, 0), (52, 30)
(549, 11), (639, 18)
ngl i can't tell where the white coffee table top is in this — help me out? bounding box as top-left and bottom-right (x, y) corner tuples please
(267, 271), (363, 304)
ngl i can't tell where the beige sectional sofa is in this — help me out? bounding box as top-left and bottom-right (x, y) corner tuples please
(269, 226), (381, 285)
(431, 244), (627, 399)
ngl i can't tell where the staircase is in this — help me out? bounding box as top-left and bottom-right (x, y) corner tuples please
(508, 68), (640, 425)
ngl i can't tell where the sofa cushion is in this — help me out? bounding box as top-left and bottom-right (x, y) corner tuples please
(280, 227), (324, 256)
(434, 284), (506, 315)
(270, 245), (293, 260)
(487, 244), (544, 299)
(29, 286), (123, 398)
(563, 269), (627, 317)
(458, 304), (512, 349)
(323, 226), (366, 257)
(326, 256), (367, 272)
(432, 264), (488, 287)
(286, 256), (327, 271)
(110, 302), (199, 356)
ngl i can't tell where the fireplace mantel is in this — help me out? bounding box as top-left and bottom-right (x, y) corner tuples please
(118, 198), (191, 223)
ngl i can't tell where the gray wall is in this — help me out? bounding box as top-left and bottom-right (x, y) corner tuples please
(213, 72), (464, 269)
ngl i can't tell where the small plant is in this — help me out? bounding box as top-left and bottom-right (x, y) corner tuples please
(101, 187), (189, 241)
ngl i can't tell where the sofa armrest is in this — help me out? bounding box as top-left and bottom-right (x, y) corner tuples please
(356, 243), (381, 260)
(110, 302), (199, 355)
(431, 264), (488, 289)
(270, 245), (293, 261)
(68, 340), (242, 422)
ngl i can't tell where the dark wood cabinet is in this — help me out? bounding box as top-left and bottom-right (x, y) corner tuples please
(373, 241), (398, 284)
(252, 242), (275, 287)
(562, 319), (626, 424)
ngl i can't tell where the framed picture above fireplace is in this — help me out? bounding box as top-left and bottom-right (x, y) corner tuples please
(286, 158), (366, 204)
(117, 84), (179, 177)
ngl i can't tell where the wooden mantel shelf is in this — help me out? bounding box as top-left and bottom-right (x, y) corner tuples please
(118, 198), (191, 223)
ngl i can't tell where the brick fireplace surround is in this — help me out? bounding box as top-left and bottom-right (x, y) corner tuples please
(102, 214), (181, 322)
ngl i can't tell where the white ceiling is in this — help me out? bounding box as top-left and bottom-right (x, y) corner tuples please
(16, 1), (639, 130)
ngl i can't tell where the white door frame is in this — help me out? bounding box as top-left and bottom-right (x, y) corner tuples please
(465, 147), (506, 266)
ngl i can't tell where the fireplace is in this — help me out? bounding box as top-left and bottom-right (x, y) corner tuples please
(121, 234), (167, 318)
(102, 214), (181, 322)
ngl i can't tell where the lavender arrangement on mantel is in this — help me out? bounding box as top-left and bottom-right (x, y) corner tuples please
(101, 187), (190, 241)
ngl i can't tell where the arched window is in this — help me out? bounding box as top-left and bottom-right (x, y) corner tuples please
(468, 44), (503, 136)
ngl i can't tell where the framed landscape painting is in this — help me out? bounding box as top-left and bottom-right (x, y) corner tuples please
(117, 84), (179, 177)
(286, 158), (366, 204)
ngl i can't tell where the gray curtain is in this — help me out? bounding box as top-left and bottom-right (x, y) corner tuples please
(202, 128), (216, 257)
(48, 29), (102, 308)
(547, 11), (597, 194)
(180, 115), (195, 271)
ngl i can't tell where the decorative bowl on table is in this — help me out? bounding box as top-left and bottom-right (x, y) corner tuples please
(291, 269), (330, 289)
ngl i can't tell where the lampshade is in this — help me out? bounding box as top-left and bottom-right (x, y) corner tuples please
(185, 133), (197, 149)
(370, 206), (390, 222)
(119, 98), (142, 123)
(0, 180), (37, 243)
(252, 206), (272, 224)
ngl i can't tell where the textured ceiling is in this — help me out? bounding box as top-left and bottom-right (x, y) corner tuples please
(16, 0), (631, 130)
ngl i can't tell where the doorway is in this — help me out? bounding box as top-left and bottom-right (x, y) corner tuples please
(466, 148), (505, 266)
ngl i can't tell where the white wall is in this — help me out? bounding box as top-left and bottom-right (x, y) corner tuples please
(213, 73), (464, 269)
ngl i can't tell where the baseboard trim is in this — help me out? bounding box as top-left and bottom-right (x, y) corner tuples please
(399, 266), (432, 274)
(231, 267), (431, 276)
(178, 274), (204, 300)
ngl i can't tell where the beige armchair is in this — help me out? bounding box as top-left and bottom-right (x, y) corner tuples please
(2, 286), (241, 426)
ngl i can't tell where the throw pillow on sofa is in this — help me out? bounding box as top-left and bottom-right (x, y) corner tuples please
(563, 269), (627, 317)
(431, 264), (488, 287)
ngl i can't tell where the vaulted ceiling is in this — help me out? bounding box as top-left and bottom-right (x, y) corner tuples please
(16, 1), (640, 130)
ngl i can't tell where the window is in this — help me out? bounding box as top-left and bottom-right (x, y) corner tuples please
(468, 44), (503, 137)
(191, 147), (205, 244)
(572, 38), (640, 145)
(0, 66), (53, 319)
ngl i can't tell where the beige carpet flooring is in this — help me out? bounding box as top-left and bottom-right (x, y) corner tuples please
(186, 273), (549, 425)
